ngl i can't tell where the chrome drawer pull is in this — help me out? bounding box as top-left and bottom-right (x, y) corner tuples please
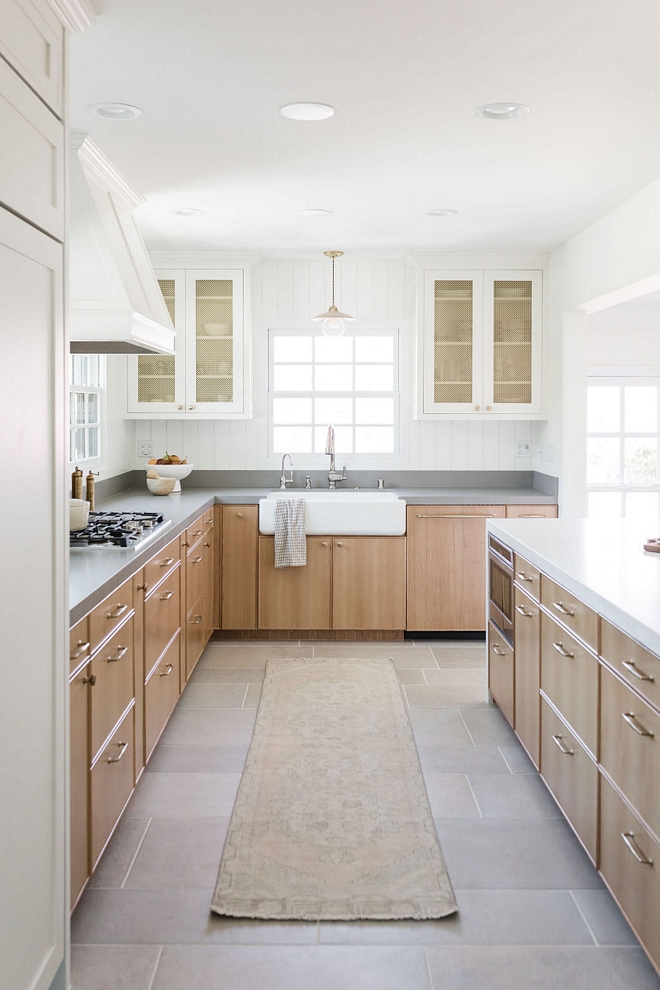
(621, 831), (654, 865)
(515, 604), (533, 617)
(192, 615), (202, 624)
(552, 734), (574, 756)
(621, 712), (654, 737)
(491, 644), (508, 656)
(159, 591), (174, 601)
(622, 660), (655, 682)
(107, 741), (128, 764)
(416, 513), (497, 519)
(106, 603), (128, 619)
(82, 673), (96, 686)
(516, 572), (533, 581)
(552, 601), (575, 617)
(552, 642), (574, 658)
(106, 645), (128, 663)
(160, 557), (174, 567)
(70, 640), (90, 660)
(192, 530), (203, 538)
(160, 663), (174, 677)
(192, 556), (203, 563)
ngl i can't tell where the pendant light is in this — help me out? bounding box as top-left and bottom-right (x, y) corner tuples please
(312, 250), (354, 337)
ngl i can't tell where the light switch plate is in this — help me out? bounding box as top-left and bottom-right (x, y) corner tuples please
(515, 442), (532, 457)
(138, 440), (154, 457)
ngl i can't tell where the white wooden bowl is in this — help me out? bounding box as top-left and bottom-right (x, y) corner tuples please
(146, 477), (177, 496)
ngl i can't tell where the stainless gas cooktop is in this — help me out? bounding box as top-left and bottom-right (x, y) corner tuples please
(70, 510), (173, 550)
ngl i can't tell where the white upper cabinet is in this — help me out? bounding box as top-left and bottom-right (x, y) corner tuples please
(0, 0), (64, 115)
(128, 268), (251, 418)
(419, 268), (544, 418)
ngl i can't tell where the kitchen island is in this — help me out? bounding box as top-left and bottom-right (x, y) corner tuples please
(487, 518), (660, 976)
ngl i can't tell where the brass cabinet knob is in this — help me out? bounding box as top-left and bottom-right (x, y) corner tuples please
(237, 511), (243, 518)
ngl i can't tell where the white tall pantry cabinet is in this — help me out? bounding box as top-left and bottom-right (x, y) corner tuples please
(0, 4), (94, 990)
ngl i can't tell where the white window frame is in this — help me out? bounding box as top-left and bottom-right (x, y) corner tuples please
(266, 326), (401, 467)
(69, 354), (105, 470)
(586, 370), (660, 518)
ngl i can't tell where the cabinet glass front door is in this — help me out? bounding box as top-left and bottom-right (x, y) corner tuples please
(492, 280), (532, 405)
(194, 278), (234, 404)
(136, 279), (178, 405)
(424, 270), (483, 414)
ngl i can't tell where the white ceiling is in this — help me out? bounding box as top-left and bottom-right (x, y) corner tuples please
(69, 0), (660, 256)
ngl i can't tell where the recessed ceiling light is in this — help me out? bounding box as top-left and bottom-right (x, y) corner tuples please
(427, 209), (458, 217)
(170, 208), (206, 217)
(88, 102), (143, 120)
(300, 209), (334, 216)
(473, 102), (529, 120)
(280, 103), (335, 121)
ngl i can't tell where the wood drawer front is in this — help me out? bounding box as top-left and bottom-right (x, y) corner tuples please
(144, 570), (180, 676)
(186, 594), (206, 681)
(89, 575), (134, 655)
(145, 632), (180, 761)
(506, 505), (558, 519)
(514, 587), (541, 767)
(600, 664), (660, 839)
(90, 706), (135, 869)
(540, 575), (598, 652)
(185, 518), (205, 553)
(144, 538), (180, 594)
(540, 613), (598, 756)
(70, 616), (90, 673)
(599, 775), (660, 970)
(488, 621), (514, 727)
(70, 662), (90, 909)
(540, 697), (598, 862)
(601, 619), (660, 713)
(90, 619), (135, 761)
(513, 555), (541, 602)
(0, 57), (64, 239)
(186, 543), (205, 609)
(0, 0), (63, 114)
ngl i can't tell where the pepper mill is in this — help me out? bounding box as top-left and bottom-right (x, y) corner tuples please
(85, 470), (99, 511)
(71, 466), (83, 500)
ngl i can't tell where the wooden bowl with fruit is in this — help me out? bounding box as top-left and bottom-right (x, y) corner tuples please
(144, 454), (193, 492)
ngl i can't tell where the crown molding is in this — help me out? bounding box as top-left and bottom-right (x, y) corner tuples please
(148, 252), (262, 269)
(71, 134), (144, 211)
(406, 252), (550, 270)
(46, 0), (96, 32)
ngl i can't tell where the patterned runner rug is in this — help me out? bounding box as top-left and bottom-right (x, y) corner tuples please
(211, 657), (457, 920)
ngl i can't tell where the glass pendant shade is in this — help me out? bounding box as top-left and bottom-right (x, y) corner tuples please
(313, 251), (354, 337)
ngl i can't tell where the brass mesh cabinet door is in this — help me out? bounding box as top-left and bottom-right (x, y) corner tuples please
(185, 270), (245, 415)
(137, 279), (177, 404)
(484, 270), (543, 415)
(423, 270), (483, 414)
(128, 271), (184, 414)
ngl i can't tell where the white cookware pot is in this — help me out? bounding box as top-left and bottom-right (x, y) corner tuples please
(70, 498), (90, 531)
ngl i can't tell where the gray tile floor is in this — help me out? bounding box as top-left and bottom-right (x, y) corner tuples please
(71, 640), (660, 990)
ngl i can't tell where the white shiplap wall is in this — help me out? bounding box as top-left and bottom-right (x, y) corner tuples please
(128, 258), (534, 472)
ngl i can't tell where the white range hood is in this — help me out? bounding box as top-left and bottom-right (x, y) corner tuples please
(69, 135), (175, 355)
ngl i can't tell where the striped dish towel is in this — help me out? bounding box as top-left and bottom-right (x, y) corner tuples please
(274, 499), (307, 568)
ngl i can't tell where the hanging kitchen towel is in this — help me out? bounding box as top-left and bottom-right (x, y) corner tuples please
(274, 498), (307, 568)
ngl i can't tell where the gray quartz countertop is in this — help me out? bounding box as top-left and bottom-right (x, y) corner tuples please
(489, 518), (660, 657)
(70, 485), (556, 623)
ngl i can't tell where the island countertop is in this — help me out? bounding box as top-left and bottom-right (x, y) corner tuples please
(488, 518), (660, 657)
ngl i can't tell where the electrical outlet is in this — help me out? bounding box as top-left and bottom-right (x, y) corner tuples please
(515, 442), (532, 457)
(138, 440), (154, 458)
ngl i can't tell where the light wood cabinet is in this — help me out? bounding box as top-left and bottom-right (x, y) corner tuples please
(90, 706), (135, 869)
(144, 566), (181, 677)
(70, 616), (90, 674)
(506, 504), (557, 519)
(333, 537), (406, 630)
(540, 574), (598, 653)
(488, 620), (514, 726)
(69, 662), (90, 910)
(513, 554), (541, 602)
(540, 612), (598, 756)
(258, 536), (332, 630)
(88, 575), (135, 655)
(185, 597), (206, 681)
(222, 505), (258, 630)
(540, 696), (598, 862)
(202, 516), (215, 645)
(407, 505), (506, 631)
(601, 618), (660, 712)
(419, 268), (544, 418)
(513, 586), (540, 766)
(144, 633), (181, 761)
(128, 268), (251, 418)
(89, 618), (135, 759)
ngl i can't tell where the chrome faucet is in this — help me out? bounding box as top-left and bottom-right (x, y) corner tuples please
(279, 453), (294, 490)
(325, 425), (347, 489)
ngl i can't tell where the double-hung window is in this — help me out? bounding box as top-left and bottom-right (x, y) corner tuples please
(69, 354), (104, 466)
(268, 329), (399, 458)
(587, 376), (660, 519)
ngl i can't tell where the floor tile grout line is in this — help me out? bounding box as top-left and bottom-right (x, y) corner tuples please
(457, 710), (477, 748)
(145, 944), (164, 990)
(498, 745), (515, 775)
(240, 683), (250, 709)
(120, 817), (153, 889)
(463, 772), (484, 818)
(423, 944), (436, 990)
(569, 889), (599, 946)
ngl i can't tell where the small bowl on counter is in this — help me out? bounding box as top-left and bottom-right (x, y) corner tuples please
(70, 499), (90, 531)
(144, 463), (193, 493)
(146, 476), (177, 496)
